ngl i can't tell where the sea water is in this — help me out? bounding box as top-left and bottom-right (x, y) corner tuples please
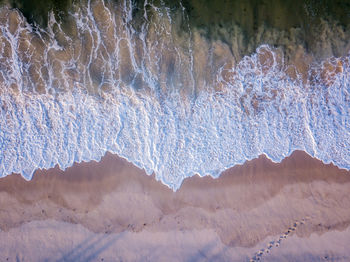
(0, 0), (349, 190)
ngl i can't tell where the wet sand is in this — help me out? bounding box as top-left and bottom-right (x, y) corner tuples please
(0, 150), (350, 261)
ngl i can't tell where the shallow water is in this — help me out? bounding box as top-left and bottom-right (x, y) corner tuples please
(0, 0), (349, 190)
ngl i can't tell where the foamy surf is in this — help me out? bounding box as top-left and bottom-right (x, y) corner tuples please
(0, 0), (349, 190)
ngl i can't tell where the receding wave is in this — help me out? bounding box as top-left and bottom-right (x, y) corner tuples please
(0, 0), (349, 190)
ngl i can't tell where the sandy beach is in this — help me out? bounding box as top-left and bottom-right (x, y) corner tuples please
(0, 151), (350, 261)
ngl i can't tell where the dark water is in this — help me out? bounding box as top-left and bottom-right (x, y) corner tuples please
(1, 0), (72, 25)
(3, 0), (350, 59)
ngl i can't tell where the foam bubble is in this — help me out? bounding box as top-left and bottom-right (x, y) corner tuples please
(0, 1), (349, 191)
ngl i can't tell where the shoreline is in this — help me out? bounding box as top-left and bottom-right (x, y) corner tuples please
(8, 148), (350, 191)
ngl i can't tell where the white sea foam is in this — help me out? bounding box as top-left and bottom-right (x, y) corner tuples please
(0, 0), (349, 190)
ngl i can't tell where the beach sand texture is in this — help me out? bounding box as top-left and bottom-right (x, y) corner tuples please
(1, 151), (350, 261)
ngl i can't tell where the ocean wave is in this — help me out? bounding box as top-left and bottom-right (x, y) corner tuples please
(0, 0), (349, 190)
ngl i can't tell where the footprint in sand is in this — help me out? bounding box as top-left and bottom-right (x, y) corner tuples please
(249, 216), (312, 262)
